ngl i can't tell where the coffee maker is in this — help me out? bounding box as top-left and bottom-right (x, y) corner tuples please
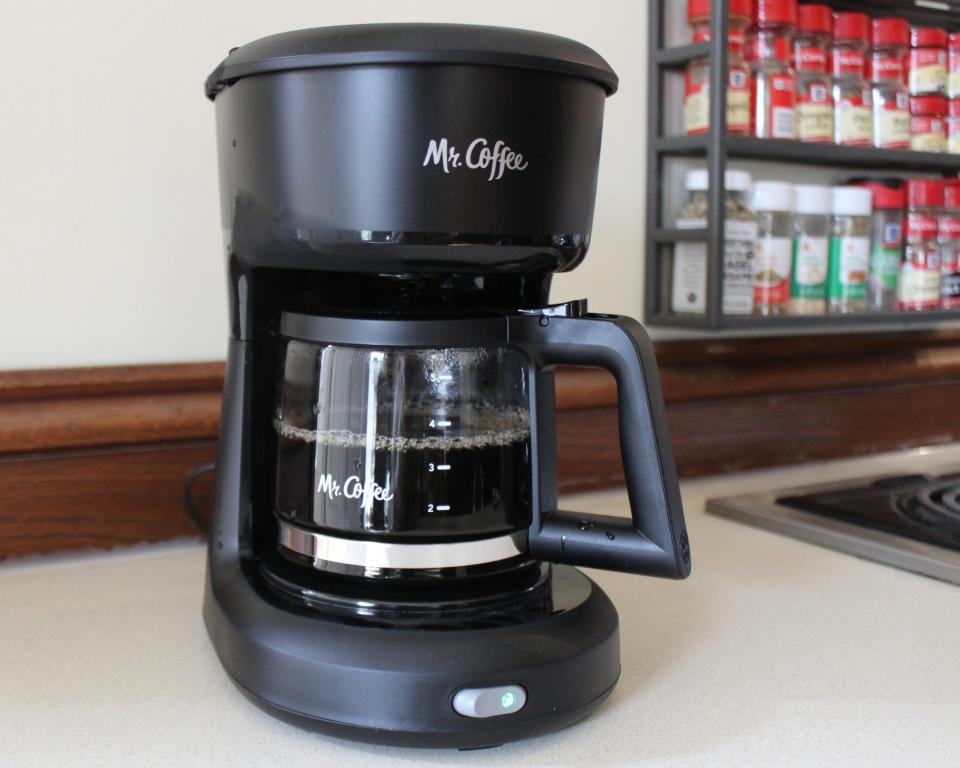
(203, 24), (690, 748)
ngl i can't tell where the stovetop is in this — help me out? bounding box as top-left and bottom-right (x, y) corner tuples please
(707, 463), (960, 585)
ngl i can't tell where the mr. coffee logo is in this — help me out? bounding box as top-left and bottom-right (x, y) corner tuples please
(422, 137), (529, 181)
(317, 472), (394, 506)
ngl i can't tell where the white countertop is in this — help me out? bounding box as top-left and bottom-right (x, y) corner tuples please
(4, 447), (960, 767)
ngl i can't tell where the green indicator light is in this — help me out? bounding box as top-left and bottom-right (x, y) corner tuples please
(500, 691), (516, 708)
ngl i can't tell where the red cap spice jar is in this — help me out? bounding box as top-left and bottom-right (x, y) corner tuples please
(870, 18), (911, 149)
(900, 178), (944, 311)
(794, 4), (833, 143)
(684, 0), (754, 136)
(909, 26), (947, 96)
(747, 0), (798, 139)
(949, 31), (960, 99)
(948, 98), (960, 154)
(939, 180), (960, 308)
(832, 12), (872, 146)
(910, 95), (947, 152)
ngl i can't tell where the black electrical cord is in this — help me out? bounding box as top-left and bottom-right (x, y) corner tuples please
(183, 461), (217, 535)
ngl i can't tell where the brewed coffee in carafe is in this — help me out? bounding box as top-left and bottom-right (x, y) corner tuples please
(273, 340), (533, 548)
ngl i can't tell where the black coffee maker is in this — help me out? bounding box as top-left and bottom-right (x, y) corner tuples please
(203, 24), (690, 749)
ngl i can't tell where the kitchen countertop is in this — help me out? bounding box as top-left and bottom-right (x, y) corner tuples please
(4, 447), (960, 767)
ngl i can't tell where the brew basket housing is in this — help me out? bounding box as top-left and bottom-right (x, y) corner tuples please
(207, 24), (619, 275)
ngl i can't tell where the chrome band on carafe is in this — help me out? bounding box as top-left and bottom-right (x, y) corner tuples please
(278, 520), (528, 571)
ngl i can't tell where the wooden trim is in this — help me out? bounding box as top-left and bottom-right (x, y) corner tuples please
(0, 362), (225, 401)
(0, 442), (216, 558)
(6, 328), (960, 454)
(655, 327), (960, 402)
(2, 329), (959, 558)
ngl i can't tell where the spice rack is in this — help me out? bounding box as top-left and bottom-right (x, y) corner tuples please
(645, 0), (960, 330)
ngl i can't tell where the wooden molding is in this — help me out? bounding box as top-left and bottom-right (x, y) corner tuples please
(2, 329), (960, 558)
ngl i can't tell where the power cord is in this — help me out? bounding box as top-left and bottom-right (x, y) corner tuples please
(183, 461), (217, 534)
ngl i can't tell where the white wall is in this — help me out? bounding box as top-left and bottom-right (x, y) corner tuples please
(0, 0), (649, 370)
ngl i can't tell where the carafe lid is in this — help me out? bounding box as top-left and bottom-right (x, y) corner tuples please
(205, 23), (618, 100)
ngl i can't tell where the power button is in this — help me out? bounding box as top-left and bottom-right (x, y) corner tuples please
(452, 685), (527, 718)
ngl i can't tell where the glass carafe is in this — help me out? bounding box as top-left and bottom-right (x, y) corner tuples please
(274, 341), (532, 542)
(264, 307), (690, 586)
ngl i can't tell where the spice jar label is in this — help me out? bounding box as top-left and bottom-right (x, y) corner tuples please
(670, 217), (757, 315)
(908, 211), (940, 240)
(791, 234), (828, 298)
(828, 236), (869, 300)
(875, 91), (910, 148)
(869, 218), (902, 296)
(942, 253), (960, 307)
(950, 117), (960, 153)
(838, 96), (872, 145)
(940, 215), (960, 241)
(684, 74), (709, 134)
(671, 241), (708, 313)
(950, 69), (960, 99)
(910, 117), (946, 151)
(753, 235), (791, 306)
(723, 219), (758, 314)
(796, 45), (827, 72)
(899, 260), (941, 308)
(871, 55), (903, 82)
(798, 84), (833, 142)
(768, 73), (796, 139)
(832, 50), (866, 77)
(728, 68), (751, 133)
(941, 214), (960, 307)
(909, 49), (947, 94)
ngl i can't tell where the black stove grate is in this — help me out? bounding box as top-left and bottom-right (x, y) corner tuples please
(780, 474), (960, 552)
(896, 483), (960, 545)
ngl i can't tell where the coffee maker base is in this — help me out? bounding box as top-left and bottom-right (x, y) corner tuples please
(230, 672), (617, 750)
(204, 563), (621, 749)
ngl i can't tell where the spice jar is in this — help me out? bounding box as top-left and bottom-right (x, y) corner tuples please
(852, 178), (904, 312)
(948, 99), (960, 153)
(910, 95), (947, 152)
(751, 180), (794, 315)
(900, 178), (943, 311)
(832, 12), (872, 146)
(939, 180), (960, 309)
(747, 0), (797, 139)
(684, 0), (753, 136)
(788, 184), (830, 315)
(949, 31), (960, 98)
(794, 4), (833, 143)
(909, 27), (947, 96)
(671, 169), (757, 316)
(827, 186), (872, 314)
(870, 18), (911, 150)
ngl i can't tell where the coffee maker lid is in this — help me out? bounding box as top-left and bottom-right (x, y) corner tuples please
(204, 23), (618, 100)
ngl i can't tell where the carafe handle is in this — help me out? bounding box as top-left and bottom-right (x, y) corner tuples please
(508, 309), (690, 578)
